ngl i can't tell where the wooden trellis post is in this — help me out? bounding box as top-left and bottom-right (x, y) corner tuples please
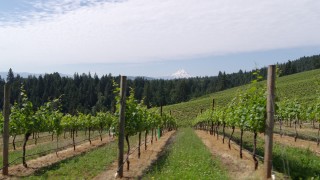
(2, 84), (10, 175)
(117, 76), (127, 178)
(264, 65), (276, 179)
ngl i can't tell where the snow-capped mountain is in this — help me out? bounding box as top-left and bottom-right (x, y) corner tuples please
(171, 69), (191, 79)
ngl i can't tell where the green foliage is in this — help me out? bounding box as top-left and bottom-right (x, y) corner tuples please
(60, 114), (75, 131)
(124, 88), (142, 136)
(94, 111), (114, 130)
(286, 99), (301, 120)
(113, 85), (177, 138)
(165, 69), (320, 126)
(1, 82), (176, 143)
(9, 86), (64, 137)
(246, 84), (266, 133)
(5, 84), (120, 140)
(10, 85), (34, 134)
(194, 69), (267, 133)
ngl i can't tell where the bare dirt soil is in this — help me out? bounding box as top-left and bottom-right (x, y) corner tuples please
(230, 128), (320, 156)
(274, 124), (320, 141)
(270, 133), (320, 156)
(0, 136), (114, 180)
(93, 130), (176, 180)
(195, 130), (264, 180)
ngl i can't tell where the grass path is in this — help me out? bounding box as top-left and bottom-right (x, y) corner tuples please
(21, 138), (117, 180)
(143, 128), (228, 180)
(0, 131), (109, 167)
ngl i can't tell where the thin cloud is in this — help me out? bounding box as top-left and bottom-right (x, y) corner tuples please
(0, 0), (319, 67)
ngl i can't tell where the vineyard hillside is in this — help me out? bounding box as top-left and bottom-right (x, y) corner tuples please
(163, 69), (320, 126)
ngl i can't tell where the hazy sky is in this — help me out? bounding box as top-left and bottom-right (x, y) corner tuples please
(0, 0), (319, 77)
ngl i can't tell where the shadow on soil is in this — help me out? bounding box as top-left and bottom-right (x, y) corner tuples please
(137, 131), (177, 179)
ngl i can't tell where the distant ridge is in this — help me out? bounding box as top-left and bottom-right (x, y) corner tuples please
(0, 72), (70, 79)
(0, 72), (157, 81)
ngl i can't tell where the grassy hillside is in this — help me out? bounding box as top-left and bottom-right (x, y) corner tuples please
(162, 69), (320, 126)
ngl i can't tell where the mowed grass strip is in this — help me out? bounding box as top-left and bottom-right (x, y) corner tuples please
(22, 135), (141, 179)
(22, 140), (118, 180)
(0, 131), (108, 167)
(143, 128), (228, 180)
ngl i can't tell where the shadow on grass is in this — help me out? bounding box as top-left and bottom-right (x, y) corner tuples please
(138, 131), (177, 179)
(29, 151), (87, 177)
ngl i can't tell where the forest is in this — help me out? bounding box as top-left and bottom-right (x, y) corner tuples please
(0, 54), (319, 114)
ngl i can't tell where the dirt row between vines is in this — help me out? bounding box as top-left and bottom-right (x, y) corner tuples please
(228, 128), (320, 156)
(93, 130), (176, 180)
(195, 130), (263, 180)
(0, 136), (114, 180)
(229, 128), (320, 156)
(1, 132), (104, 153)
(269, 133), (320, 155)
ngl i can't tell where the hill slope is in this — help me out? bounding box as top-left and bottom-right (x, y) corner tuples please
(162, 69), (320, 126)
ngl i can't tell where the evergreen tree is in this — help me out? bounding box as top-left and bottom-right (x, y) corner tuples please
(6, 68), (14, 84)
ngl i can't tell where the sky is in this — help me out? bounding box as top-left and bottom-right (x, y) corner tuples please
(0, 0), (319, 77)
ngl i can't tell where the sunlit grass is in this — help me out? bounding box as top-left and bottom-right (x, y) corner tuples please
(0, 131), (109, 167)
(143, 128), (228, 180)
(23, 140), (117, 180)
(163, 69), (320, 126)
(22, 135), (139, 179)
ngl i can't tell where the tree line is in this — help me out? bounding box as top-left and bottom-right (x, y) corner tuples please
(0, 54), (319, 113)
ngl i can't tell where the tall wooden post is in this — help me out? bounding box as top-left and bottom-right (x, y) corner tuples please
(212, 98), (215, 110)
(210, 98), (215, 135)
(264, 65), (276, 179)
(117, 76), (127, 178)
(3, 84), (10, 175)
(160, 105), (163, 137)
